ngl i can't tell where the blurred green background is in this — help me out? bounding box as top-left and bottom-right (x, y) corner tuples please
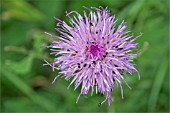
(1, 0), (169, 112)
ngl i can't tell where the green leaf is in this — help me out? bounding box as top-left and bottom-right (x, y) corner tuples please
(7, 54), (34, 75)
(33, 33), (45, 56)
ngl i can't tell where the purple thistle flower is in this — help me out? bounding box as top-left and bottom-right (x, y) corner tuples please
(43, 6), (142, 106)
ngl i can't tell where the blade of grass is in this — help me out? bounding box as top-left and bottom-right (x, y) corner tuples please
(1, 67), (56, 112)
(3, 0), (45, 21)
(147, 54), (168, 111)
(118, 0), (145, 29)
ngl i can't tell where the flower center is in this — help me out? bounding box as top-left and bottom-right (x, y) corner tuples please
(88, 43), (104, 59)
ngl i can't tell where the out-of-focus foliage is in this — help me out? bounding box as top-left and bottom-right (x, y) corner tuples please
(1, 0), (169, 112)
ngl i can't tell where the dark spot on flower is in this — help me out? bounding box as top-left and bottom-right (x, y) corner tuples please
(83, 64), (87, 67)
(93, 61), (96, 64)
(96, 31), (98, 34)
(118, 48), (123, 50)
(83, 17), (85, 21)
(74, 70), (79, 74)
(92, 42), (94, 44)
(106, 52), (108, 55)
(87, 42), (89, 44)
(75, 51), (78, 53)
(67, 49), (70, 51)
(90, 22), (93, 26)
(102, 37), (104, 39)
(107, 41), (109, 44)
(115, 64), (118, 67)
(88, 64), (91, 68)
(77, 63), (80, 68)
(98, 103), (101, 107)
(101, 65), (103, 70)
(100, 70), (103, 73)
(103, 55), (106, 58)
(115, 46), (118, 48)
(112, 55), (114, 56)
(112, 71), (115, 74)
(113, 78), (115, 81)
(95, 79), (97, 85)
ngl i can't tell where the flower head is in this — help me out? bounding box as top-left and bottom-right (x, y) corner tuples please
(43, 6), (142, 106)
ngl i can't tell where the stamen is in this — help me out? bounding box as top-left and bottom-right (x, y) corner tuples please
(87, 43), (104, 59)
